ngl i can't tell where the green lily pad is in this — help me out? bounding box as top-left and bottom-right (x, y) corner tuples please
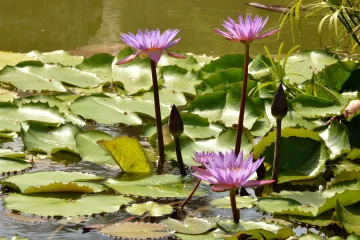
(4, 193), (131, 217)
(28, 50), (84, 67)
(0, 149), (25, 158)
(100, 222), (173, 239)
(292, 95), (348, 118)
(317, 62), (352, 92)
(218, 218), (294, 239)
(289, 210), (334, 227)
(254, 128), (327, 183)
(319, 121), (351, 159)
(336, 200), (360, 235)
(126, 201), (172, 216)
(137, 88), (187, 106)
(75, 130), (116, 167)
(0, 119), (20, 132)
(76, 53), (114, 83)
(0, 157), (32, 174)
(160, 217), (213, 234)
(186, 91), (260, 129)
(257, 180), (360, 216)
(161, 65), (202, 96)
(210, 196), (256, 209)
(285, 50), (339, 84)
(202, 68), (243, 91)
(333, 160), (360, 181)
(99, 136), (154, 174)
(248, 53), (272, 80)
(104, 174), (204, 198)
(201, 54), (246, 78)
(0, 171), (104, 193)
(165, 129), (252, 166)
(21, 122), (82, 154)
(0, 51), (34, 70)
(158, 53), (201, 71)
(0, 89), (17, 103)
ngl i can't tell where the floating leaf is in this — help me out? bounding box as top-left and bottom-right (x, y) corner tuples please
(333, 160), (360, 181)
(76, 53), (114, 83)
(289, 210), (334, 227)
(0, 89), (17, 103)
(126, 201), (172, 216)
(201, 54), (246, 78)
(160, 217), (213, 234)
(21, 123), (82, 154)
(105, 174), (204, 198)
(0, 157), (32, 174)
(218, 218), (294, 239)
(158, 53), (201, 71)
(319, 121), (351, 159)
(100, 222), (173, 239)
(165, 129), (252, 166)
(137, 89), (187, 106)
(336, 200), (360, 235)
(210, 196), (256, 209)
(99, 136), (153, 174)
(75, 131), (115, 167)
(28, 50), (84, 67)
(0, 171), (104, 193)
(254, 128), (327, 183)
(0, 51), (34, 70)
(4, 193), (131, 217)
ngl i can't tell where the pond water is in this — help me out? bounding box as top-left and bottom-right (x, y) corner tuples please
(0, 0), (320, 56)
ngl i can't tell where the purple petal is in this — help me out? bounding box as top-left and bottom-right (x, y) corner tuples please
(146, 49), (163, 62)
(163, 38), (181, 49)
(211, 184), (236, 192)
(115, 51), (141, 65)
(241, 179), (275, 188)
(167, 51), (187, 59)
(256, 29), (280, 39)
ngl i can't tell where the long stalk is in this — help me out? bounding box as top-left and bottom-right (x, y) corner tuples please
(175, 137), (186, 176)
(150, 60), (165, 174)
(230, 189), (240, 223)
(272, 118), (282, 189)
(234, 44), (250, 156)
(179, 179), (201, 208)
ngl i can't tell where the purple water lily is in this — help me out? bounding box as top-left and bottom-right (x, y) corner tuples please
(192, 150), (274, 192)
(116, 29), (186, 65)
(214, 14), (280, 44)
(192, 151), (214, 165)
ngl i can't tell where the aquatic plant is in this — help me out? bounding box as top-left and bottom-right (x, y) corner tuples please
(214, 14), (279, 155)
(116, 29), (186, 174)
(192, 150), (274, 223)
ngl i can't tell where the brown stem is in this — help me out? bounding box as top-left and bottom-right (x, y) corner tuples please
(230, 189), (240, 223)
(150, 60), (165, 175)
(272, 118), (282, 189)
(235, 44), (250, 156)
(179, 179), (201, 208)
(175, 136), (186, 176)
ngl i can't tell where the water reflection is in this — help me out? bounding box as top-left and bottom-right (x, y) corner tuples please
(0, 0), (320, 55)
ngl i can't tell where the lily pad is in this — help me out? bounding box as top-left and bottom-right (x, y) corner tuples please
(4, 193), (132, 217)
(201, 54), (246, 78)
(27, 50), (84, 67)
(126, 201), (172, 216)
(0, 51), (34, 70)
(0, 171), (104, 193)
(100, 222), (173, 239)
(75, 131), (116, 167)
(336, 200), (360, 235)
(160, 217), (213, 234)
(99, 136), (154, 174)
(210, 196), (256, 209)
(104, 174), (204, 198)
(21, 123), (82, 154)
(0, 157), (32, 174)
(254, 128), (327, 183)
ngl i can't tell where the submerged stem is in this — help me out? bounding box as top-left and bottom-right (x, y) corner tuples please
(229, 189), (240, 223)
(150, 60), (165, 174)
(272, 118), (282, 189)
(179, 179), (201, 208)
(235, 44), (250, 156)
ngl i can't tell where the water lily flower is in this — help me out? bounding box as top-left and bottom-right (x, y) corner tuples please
(192, 151), (214, 165)
(116, 29), (186, 65)
(214, 14), (280, 44)
(192, 150), (274, 192)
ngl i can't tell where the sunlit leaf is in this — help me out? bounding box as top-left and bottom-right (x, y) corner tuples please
(126, 201), (172, 216)
(160, 217), (213, 234)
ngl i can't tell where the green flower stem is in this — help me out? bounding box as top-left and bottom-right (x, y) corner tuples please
(235, 44), (250, 156)
(150, 60), (165, 175)
(272, 118), (282, 188)
(179, 179), (201, 208)
(175, 136), (186, 176)
(230, 189), (240, 223)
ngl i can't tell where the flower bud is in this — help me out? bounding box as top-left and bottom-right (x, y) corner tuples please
(169, 105), (184, 137)
(271, 83), (288, 120)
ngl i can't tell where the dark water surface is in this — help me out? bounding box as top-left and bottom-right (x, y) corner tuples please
(0, 0), (320, 56)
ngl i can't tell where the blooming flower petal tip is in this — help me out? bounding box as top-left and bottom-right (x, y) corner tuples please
(214, 13), (279, 44)
(116, 29), (184, 64)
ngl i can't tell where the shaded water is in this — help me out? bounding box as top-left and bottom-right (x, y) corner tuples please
(0, 0), (320, 56)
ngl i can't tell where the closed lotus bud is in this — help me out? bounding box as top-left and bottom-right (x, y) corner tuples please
(169, 105), (184, 137)
(271, 83), (288, 120)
